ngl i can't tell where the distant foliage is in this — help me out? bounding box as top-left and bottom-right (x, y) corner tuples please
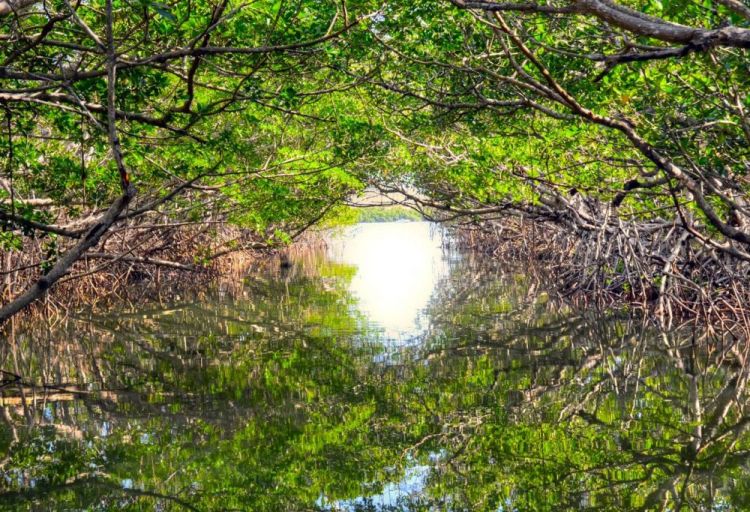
(354, 206), (423, 223)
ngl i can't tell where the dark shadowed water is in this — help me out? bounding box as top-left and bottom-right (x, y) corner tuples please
(1, 222), (749, 511)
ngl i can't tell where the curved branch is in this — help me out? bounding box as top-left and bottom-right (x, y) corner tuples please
(450, 0), (750, 48)
(0, 186), (136, 324)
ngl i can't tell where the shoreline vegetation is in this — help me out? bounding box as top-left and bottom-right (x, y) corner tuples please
(6, 207), (750, 339)
(2, 191), (750, 337)
(447, 220), (750, 336)
(0, 228), (333, 323)
(0, 207), (422, 323)
(3, 198), (750, 337)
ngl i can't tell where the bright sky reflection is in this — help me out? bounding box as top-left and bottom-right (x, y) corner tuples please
(328, 221), (448, 337)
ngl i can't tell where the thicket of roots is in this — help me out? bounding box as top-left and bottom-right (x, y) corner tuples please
(450, 217), (750, 336)
(0, 222), (274, 320)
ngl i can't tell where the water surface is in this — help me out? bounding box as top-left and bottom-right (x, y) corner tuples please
(326, 222), (448, 337)
(1, 222), (748, 511)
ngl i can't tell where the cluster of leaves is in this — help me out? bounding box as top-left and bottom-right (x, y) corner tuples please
(2, 0), (749, 319)
(330, 0), (750, 257)
(0, 0), (387, 258)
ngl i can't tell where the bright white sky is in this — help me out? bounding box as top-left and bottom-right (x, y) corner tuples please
(328, 221), (448, 337)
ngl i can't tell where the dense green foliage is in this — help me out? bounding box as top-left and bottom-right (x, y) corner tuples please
(1, 0), (750, 319)
(0, 0), (376, 235)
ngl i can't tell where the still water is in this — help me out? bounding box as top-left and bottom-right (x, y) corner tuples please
(326, 222), (448, 337)
(1, 222), (749, 511)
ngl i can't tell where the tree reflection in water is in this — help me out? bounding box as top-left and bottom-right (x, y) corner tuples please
(1, 245), (749, 511)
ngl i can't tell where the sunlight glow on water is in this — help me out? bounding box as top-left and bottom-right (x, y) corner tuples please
(328, 221), (448, 337)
